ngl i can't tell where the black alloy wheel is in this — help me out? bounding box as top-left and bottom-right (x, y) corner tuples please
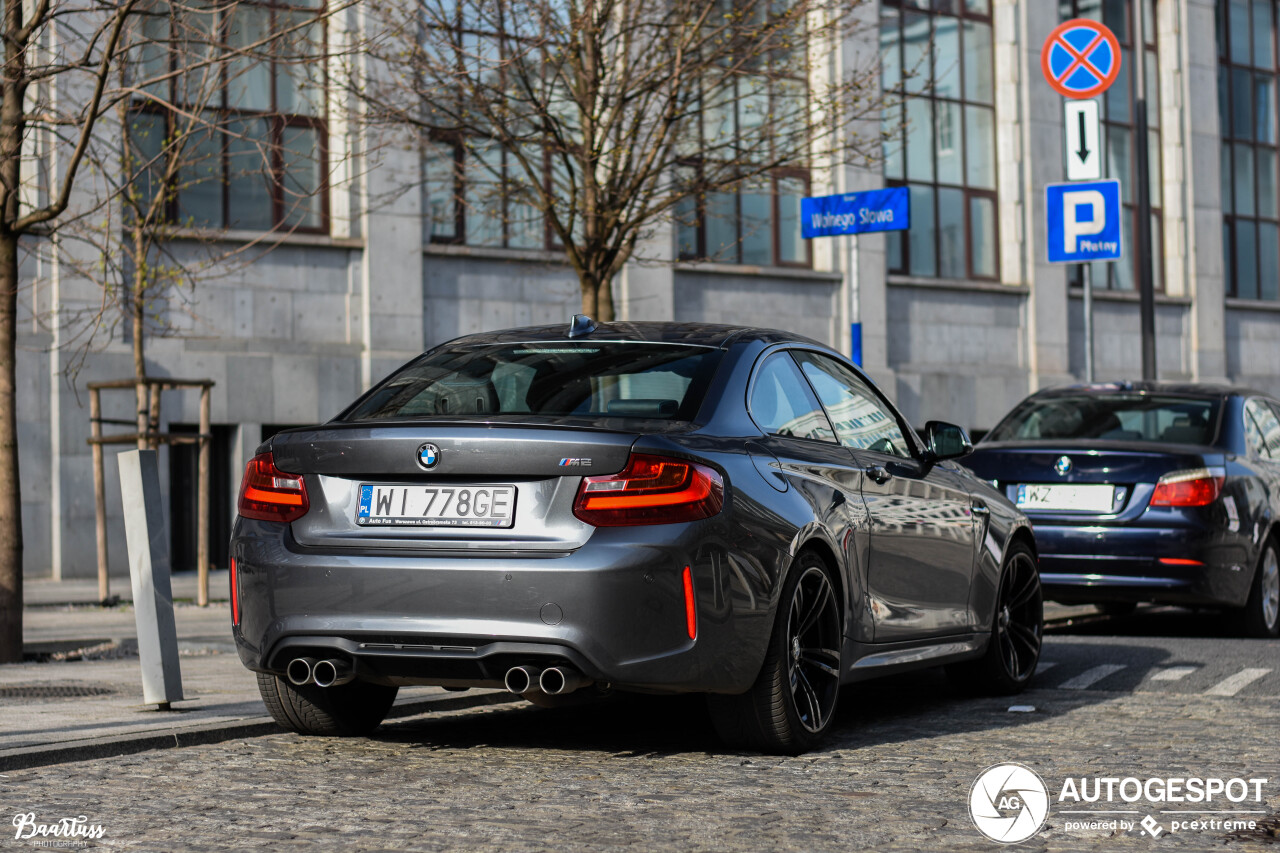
(994, 546), (1043, 682)
(785, 564), (843, 734)
(707, 551), (843, 754)
(949, 541), (1042, 694)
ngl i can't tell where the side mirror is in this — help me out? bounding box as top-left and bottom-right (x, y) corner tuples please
(925, 420), (973, 460)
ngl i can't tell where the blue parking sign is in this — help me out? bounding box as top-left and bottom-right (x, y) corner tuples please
(1046, 180), (1122, 263)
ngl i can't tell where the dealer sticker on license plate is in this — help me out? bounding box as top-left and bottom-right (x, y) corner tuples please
(1016, 483), (1115, 512)
(357, 484), (516, 527)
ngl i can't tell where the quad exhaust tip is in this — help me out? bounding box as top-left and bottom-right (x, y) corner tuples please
(287, 657), (317, 686)
(312, 658), (355, 688)
(539, 666), (591, 696)
(504, 665), (593, 696)
(504, 665), (542, 695)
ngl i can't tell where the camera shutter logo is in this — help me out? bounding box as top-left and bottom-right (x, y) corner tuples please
(969, 763), (1050, 843)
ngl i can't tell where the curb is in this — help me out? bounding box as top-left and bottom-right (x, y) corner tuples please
(0, 691), (519, 772)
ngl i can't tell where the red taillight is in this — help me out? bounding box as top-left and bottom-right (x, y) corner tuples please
(1149, 468), (1225, 507)
(230, 557), (240, 626)
(237, 452), (309, 522)
(572, 453), (724, 526)
(682, 566), (697, 640)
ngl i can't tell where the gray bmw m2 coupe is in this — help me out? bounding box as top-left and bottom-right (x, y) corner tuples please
(231, 318), (1042, 753)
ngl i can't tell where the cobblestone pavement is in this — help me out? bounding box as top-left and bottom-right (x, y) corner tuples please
(3, 653), (1276, 853)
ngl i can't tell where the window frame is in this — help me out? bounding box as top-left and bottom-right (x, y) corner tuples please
(129, 0), (331, 234)
(676, 166), (812, 268)
(881, 0), (1000, 282)
(1218, 0), (1280, 301)
(425, 135), (557, 251)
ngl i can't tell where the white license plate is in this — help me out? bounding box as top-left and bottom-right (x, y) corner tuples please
(1016, 483), (1115, 512)
(357, 484), (516, 527)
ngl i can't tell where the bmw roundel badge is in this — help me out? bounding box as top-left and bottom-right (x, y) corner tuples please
(1054, 455), (1072, 476)
(418, 443), (441, 469)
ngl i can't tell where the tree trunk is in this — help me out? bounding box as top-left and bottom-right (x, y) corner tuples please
(0, 227), (23, 662)
(578, 272), (616, 322)
(580, 276), (599, 318)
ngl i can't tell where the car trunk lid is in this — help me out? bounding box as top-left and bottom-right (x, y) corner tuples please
(270, 422), (641, 552)
(964, 441), (1226, 519)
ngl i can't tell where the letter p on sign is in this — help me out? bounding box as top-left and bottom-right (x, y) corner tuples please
(1045, 179), (1122, 263)
(1063, 190), (1105, 254)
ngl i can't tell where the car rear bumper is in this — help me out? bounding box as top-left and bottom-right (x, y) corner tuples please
(1033, 520), (1252, 607)
(229, 517), (769, 694)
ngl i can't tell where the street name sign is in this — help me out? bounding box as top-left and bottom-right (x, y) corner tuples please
(1041, 19), (1121, 100)
(801, 187), (909, 239)
(1065, 99), (1102, 180)
(1046, 179), (1122, 263)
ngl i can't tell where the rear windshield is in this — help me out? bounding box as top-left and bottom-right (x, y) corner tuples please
(341, 342), (722, 422)
(986, 394), (1221, 444)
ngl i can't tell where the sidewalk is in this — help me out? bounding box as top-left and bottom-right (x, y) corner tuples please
(23, 569), (232, 607)
(5, 574), (514, 771)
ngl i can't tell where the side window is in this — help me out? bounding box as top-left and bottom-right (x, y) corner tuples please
(749, 353), (837, 442)
(1244, 403), (1267, 458)
(1248, 399), (1280, 460)
(793, 352), (912, 458)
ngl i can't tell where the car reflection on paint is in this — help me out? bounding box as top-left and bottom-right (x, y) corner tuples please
(230, 317), (1042, 754)
(964, 382), (1280, 638)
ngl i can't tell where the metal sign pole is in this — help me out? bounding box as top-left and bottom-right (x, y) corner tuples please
(1083, 263), (1094, 382)
(1132, 0), (1157, 379)
(847, 233), (862, 364)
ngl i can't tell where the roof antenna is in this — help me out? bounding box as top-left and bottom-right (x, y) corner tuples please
(568, 313), (597, 338)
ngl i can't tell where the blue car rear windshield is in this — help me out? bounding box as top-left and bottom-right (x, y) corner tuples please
(986, 395), (1221, 444)
(342, 342), (722, 421)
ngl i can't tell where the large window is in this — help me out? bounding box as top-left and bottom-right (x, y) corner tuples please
(130, 0), (328, 232)
(1219, 0), (1280, 301)
(676, 170), (809, 267)
(425, 139), (550, 250)
(881, 0), (998, 281)
(1061, 0), (1162, 292)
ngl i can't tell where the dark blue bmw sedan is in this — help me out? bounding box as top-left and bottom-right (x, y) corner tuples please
(964, 382), (1280, 638)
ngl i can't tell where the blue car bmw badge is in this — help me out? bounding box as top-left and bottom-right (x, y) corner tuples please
(418, 443), (440, 469)
(1054, 455), (1072, 476)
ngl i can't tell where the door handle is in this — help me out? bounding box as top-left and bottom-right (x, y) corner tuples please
(863, 465), (892, 485)
(971, 502), (990, 516)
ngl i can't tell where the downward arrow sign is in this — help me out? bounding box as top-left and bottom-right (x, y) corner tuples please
(1064, 99), (1101, 181)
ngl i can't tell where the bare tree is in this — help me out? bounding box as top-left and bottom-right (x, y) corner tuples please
(0, 0), (341, 661)
(356, 0), (883, 321)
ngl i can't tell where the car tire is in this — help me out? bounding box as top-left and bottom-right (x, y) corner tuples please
(256, 672), (398, 736)
(707, 551), (843, 755)
(948, 540), (1043, 695)
(1240, 541), (1280, 639)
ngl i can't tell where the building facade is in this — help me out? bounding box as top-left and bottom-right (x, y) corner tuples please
(18, 0), (1280, 579)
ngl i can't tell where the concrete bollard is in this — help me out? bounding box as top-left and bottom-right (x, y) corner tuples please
(117, 449), (184, 709)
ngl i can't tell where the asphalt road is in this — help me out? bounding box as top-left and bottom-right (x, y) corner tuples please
(3, 606), (1277, 852)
